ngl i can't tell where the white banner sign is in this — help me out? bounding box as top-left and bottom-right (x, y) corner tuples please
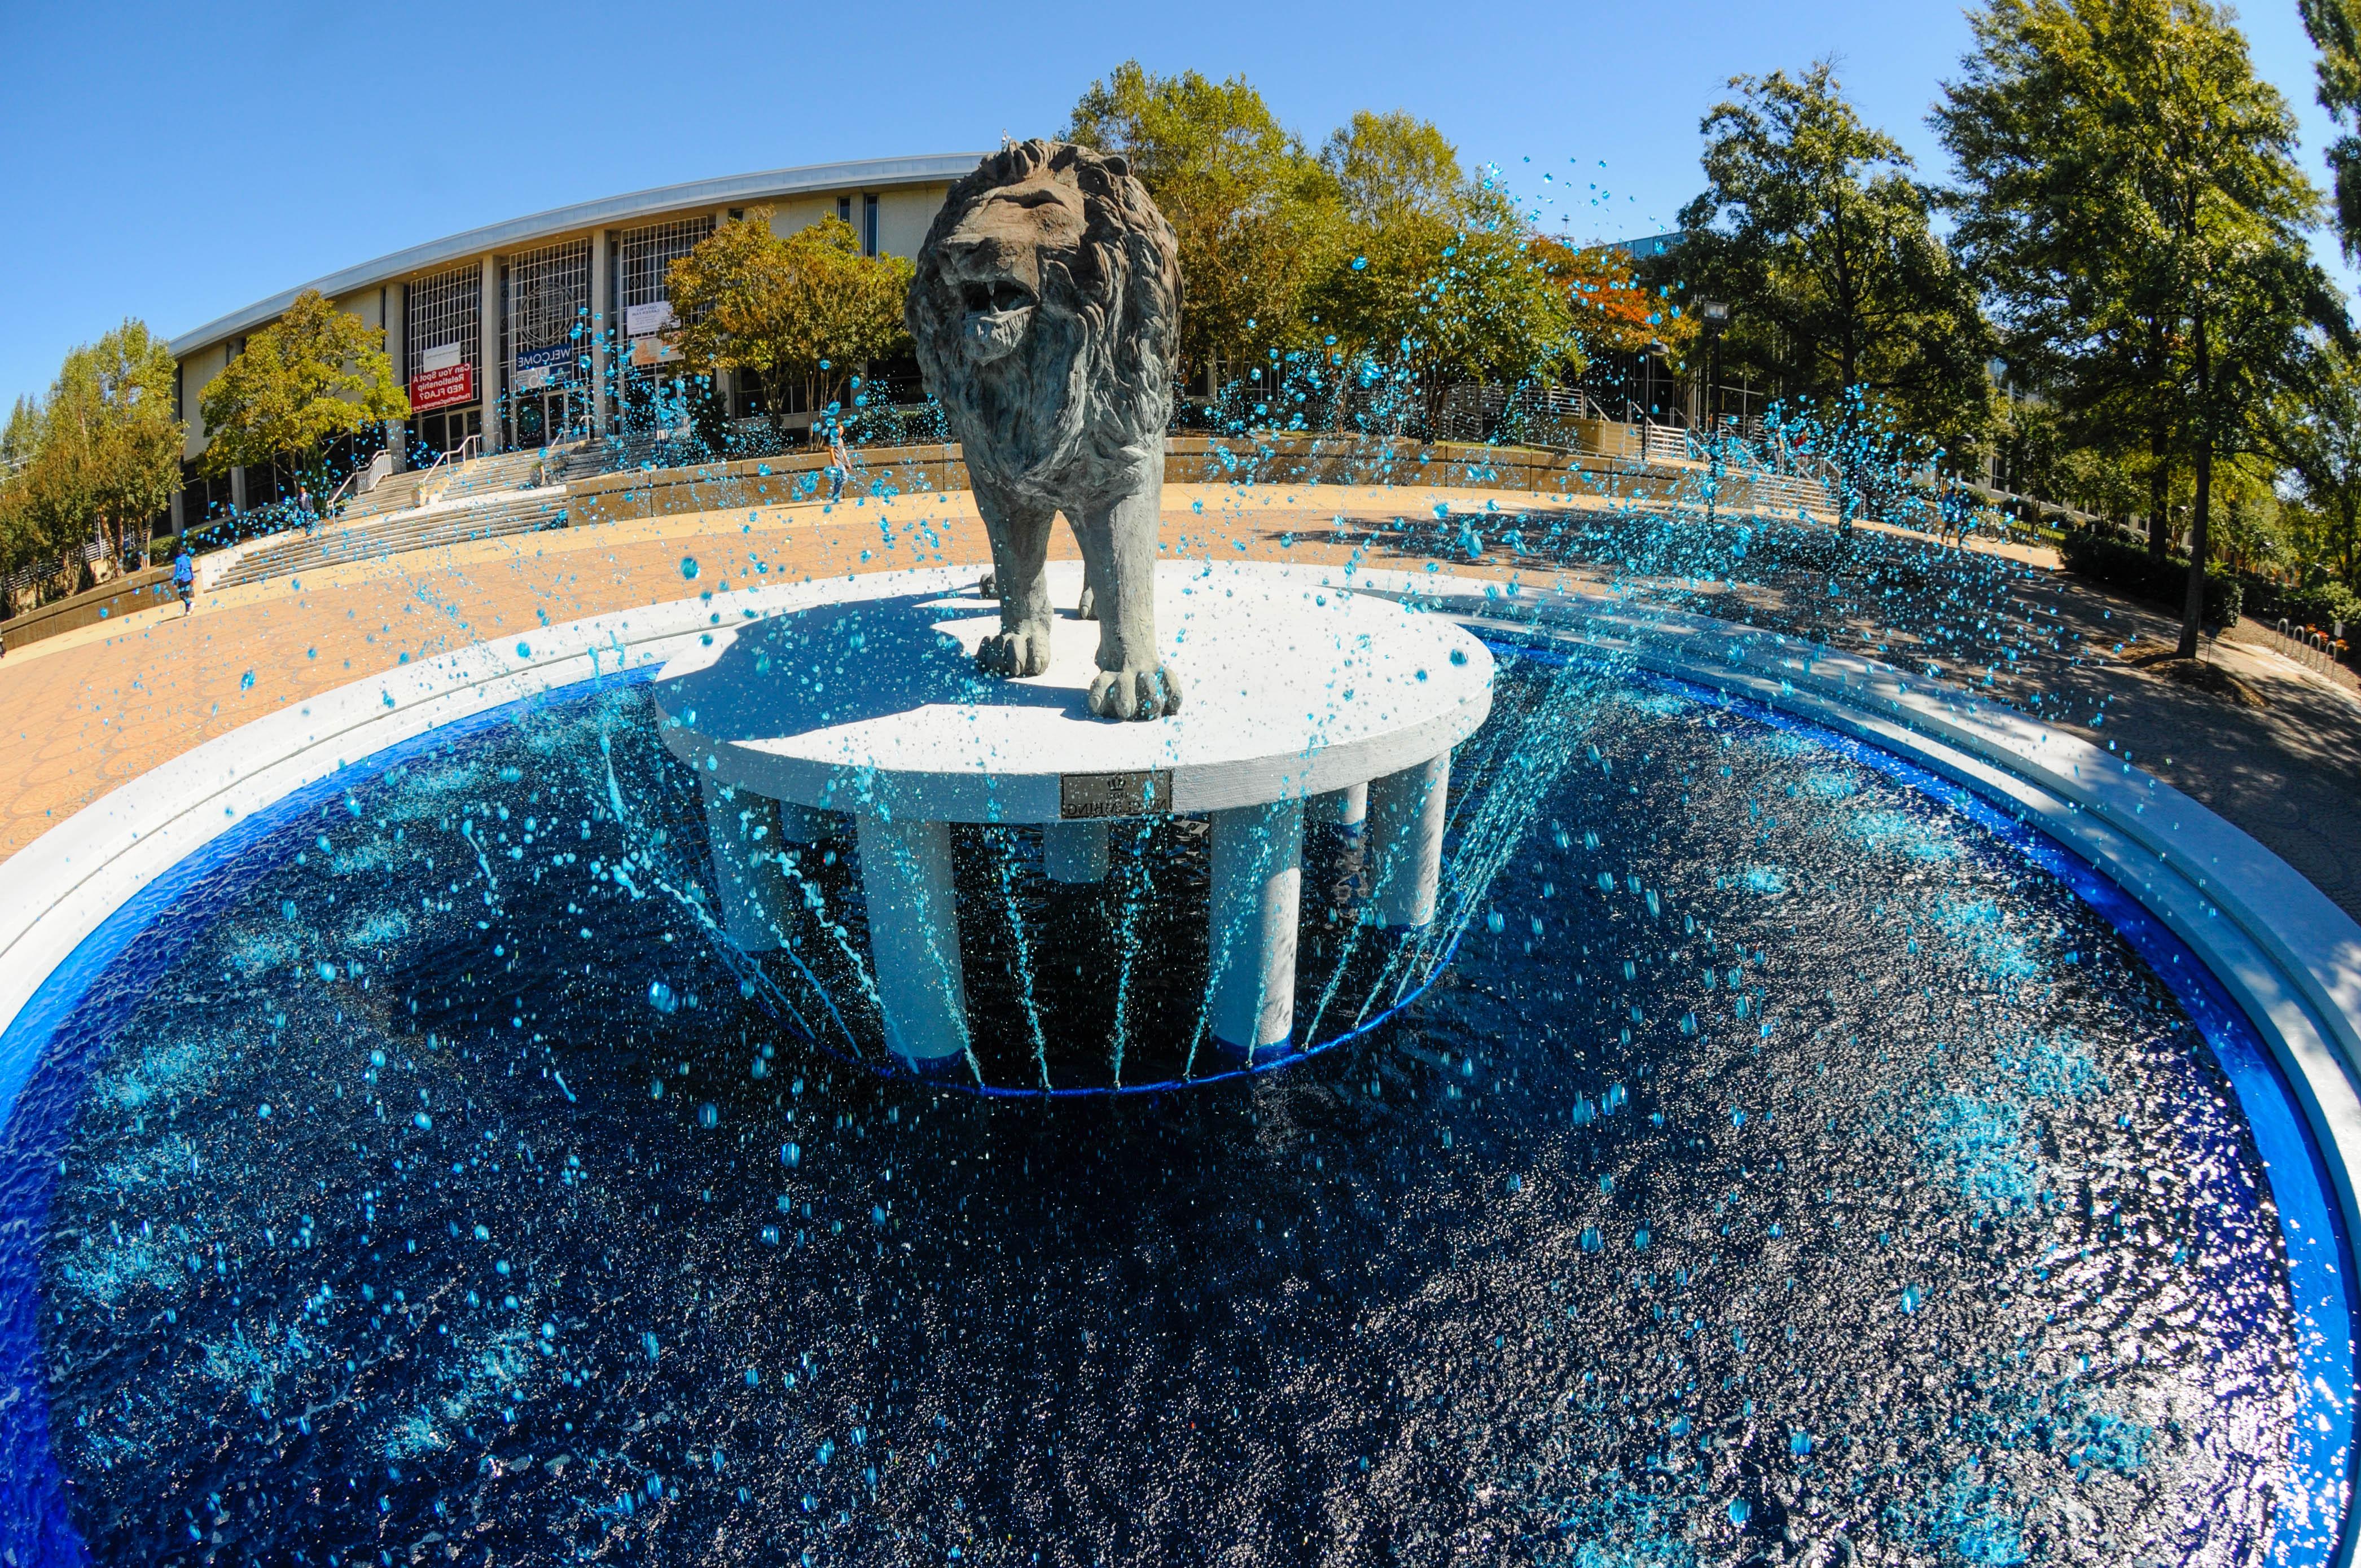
(420, 342), (463, 374)
(625, 301), (675, 337)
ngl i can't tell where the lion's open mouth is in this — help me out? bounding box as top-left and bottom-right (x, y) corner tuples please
(960, 280), (1036, 314)
(959, 280), (1037, 363)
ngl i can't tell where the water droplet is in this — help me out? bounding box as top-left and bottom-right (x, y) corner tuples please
(681, 557), (700, 580)
(647, 980), (678, 1013)
(412, 1112), (432, 1130)
(698, 1103), (719, 1128)
(1728, 1498), (1751, 1526)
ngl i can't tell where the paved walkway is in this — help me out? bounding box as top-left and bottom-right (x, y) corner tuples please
(5, 483), (2356, 928)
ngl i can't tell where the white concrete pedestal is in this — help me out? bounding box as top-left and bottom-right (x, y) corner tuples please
(700, 775), (792, 954)
(653, 562), (1493, 1074)
(1209, 799), (1304, 1059)
(1368, 754), (1450, 927)
(855, 813), (969, 1071)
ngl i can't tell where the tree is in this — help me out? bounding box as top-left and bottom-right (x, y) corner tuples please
(1307, 211), (1579, 428)
(1067, 63), (1345, 388)
(0, 398), (54, 582)
(2279, 337), (2361, 588)
(1536, 240), (1693, 358)
(0, 320), (183, 579)
(666, 213), (915, 437)
(1673, 62), (1994, 455)
(2301, 0), (2361, 254)
(1941, 0), (2340, 656)
(1320, 109), (1464, 229)
(198, 289), (406, 502)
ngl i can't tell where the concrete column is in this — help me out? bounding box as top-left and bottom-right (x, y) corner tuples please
(778, 801), (837, 844)
(1042, 820), (1109, 884)
(856, 814), (969, 1073)
(384, 282), (408, 472)
(1367, 753), (1450, 928)
(1309, 782), (1368, 829)
(700, 775), (793, 953)
(479, 254), (502, 455)
(1208, 798), (1302, 1061)
(230, 465), (247, 513)
(588, 231), (611, 437)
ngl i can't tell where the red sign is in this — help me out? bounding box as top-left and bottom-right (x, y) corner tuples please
(408, 362), (474, 414)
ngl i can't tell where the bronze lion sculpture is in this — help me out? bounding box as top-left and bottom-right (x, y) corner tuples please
(906, 139), (1183, 720)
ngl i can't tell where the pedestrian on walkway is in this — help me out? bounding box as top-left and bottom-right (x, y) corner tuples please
(827, 419), (852, 503)
(173, 544), (195, 616)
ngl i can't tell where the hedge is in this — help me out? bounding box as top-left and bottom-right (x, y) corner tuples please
(2060, 530), (2242, 628)
(2252, 579), (2361, 632)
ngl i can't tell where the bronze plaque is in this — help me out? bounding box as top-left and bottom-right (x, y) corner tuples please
(1060, 770), (1173, 819)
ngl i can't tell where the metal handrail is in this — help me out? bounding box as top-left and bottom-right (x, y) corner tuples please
(411, 434), (484, 503)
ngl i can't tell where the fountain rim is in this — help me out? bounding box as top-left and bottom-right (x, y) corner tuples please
(0, 560), (2355, 1562)
(6, 559), (2359, 1157)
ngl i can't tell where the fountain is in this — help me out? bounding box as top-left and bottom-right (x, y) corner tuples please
(0, 144), (2354, 1567)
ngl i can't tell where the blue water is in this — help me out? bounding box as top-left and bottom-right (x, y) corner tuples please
(0, 655), (2348, 1566)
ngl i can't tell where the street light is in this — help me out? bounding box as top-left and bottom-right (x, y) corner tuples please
(1697, 300), (1732, 524)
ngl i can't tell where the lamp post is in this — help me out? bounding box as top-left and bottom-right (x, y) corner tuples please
(1697, 300), (1731, 525)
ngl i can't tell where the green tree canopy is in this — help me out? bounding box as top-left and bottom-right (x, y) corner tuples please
(1309, 214), (1580, 424)
(665, 213), (914, 435)
(2276, 336), (2361, 588)
(1941, 0), (2340, 653)
(2301, 0), (2361, 255)
(1320, 109), (1465, 228)
(1067, 62), (1345, 386)
(0, 319), (183, 576)
(197, 289), (406, 497)
(1672, 61), (1994, 455)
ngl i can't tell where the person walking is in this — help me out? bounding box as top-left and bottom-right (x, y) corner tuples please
(173, 543), (195, 617)
(827, 419), (852, 504)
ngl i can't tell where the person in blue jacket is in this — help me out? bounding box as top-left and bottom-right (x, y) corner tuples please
(173, 544), (195, 616)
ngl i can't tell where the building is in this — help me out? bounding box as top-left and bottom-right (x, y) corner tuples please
(166, 153), (984, 529)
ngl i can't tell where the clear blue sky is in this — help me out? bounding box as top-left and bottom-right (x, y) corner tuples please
(0, 0), (2349, 410)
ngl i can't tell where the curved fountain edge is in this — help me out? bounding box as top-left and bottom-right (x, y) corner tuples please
(0, 559), (2353, 1558)
(6, 560), (2359, 1220)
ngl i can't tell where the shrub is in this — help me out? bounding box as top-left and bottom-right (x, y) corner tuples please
(2060, 530), (2242, 627)
(2267, 580), (2361, 631)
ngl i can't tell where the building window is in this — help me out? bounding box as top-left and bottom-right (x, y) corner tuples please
(617, 217), (714, 319)
(405, 265), (481, 380)
(837, 196), (852, 226)
(862, 194), (878, 257)
(507, 240), (591, 374)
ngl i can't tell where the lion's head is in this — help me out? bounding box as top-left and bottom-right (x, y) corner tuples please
(907, 139), (1180, 500)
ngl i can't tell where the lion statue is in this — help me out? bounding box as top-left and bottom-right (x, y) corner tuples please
(907, 139), (1183, 721)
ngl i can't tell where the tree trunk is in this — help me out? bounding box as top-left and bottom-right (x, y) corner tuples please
(2147, 430), (2170, 558)
(2178, 437), (2212, 659)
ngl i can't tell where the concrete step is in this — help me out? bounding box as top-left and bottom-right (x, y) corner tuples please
(209, 487), (570, 590)
(419, 450), (547, 506)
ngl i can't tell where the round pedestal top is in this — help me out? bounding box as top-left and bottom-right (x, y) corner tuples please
(651, 561), (1494, 824)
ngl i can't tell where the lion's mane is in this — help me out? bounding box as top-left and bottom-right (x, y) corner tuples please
(906, 140), (1180, 503)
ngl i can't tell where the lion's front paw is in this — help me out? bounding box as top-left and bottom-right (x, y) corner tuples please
(1075, 585), (1099, 621)
(977, 625), (1054, 677)
(1087, 664), (1183, 721)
